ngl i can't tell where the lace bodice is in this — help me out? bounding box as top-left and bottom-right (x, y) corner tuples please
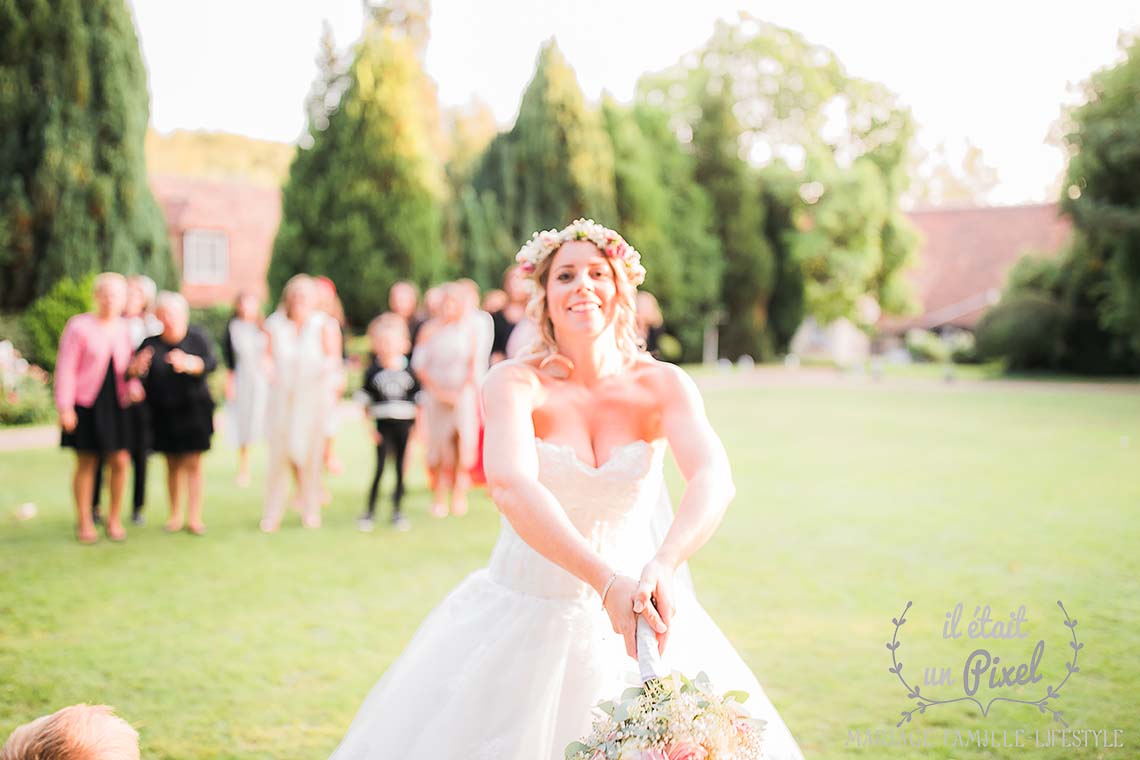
(487, 438), (668, 601)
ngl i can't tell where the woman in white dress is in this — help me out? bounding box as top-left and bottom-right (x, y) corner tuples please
(330, 221), (804, 759)
(411, 282), (483, 518)
(222, 292), (268, 487)
(260, 275), (342, 531)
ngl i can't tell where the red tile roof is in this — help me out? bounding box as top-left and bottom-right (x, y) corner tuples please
(879, 203), (1072, 333)
(149, 174), (281, 309)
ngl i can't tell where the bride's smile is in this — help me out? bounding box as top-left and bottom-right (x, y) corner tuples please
(546, 240), (619, 338)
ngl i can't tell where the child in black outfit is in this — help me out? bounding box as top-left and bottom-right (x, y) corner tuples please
(355, 314), (419, 532)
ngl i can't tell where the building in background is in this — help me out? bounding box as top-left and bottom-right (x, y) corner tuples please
(149, 175), (280, 308)
(794, 203), (1072, 365)
(878, 203), (1072, 335)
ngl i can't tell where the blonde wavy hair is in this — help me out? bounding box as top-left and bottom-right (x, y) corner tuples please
(524, 242), (645, 363)
(1, 704), (139, 760)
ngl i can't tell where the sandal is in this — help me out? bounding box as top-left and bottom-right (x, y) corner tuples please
(106, 524), (127, 542)
(76, 526), (99, 545)
(185, 523), (207, 536)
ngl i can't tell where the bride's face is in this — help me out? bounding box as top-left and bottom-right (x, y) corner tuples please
(545, 241), (618, 339)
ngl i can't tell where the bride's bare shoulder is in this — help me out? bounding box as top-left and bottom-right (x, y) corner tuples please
(482, 357), (543, 398)
(632, 357), (700, 404)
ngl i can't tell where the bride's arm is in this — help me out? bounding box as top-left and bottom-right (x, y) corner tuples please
(633, 363), (735, 647)
(481, 363), (615, 597)
(652, 364), (736, 571)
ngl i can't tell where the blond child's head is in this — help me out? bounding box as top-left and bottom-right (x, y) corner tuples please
(367, 313), (411, 363)
(1, 704), (139, 760)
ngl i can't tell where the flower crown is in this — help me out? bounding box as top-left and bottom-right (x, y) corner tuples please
(515, 219), (646, 287)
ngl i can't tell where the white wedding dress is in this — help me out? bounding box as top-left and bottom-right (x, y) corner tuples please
(330, 438), (804, 759)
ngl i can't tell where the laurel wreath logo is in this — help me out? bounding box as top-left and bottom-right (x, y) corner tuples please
(887, 600), (1082, 728)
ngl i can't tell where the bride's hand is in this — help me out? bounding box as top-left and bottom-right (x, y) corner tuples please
(602, 574), (641, 659)
(634, 559), (675, 655)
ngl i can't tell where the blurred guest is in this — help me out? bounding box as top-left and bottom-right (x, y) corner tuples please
(221, 291), (268, 487)
(125, 275), (161, 345)
(355, 314), (418, 532)
(423, 285), (444, 321)
(315, 276), (348, 478)
(505, 316), (539, 360)
(455, 278), (494, 382)
(481, 288), (507, 314)
(388, 280), (423, 359)
(412, 283), (481, 517)
(92, 274), (159, 526)
(130, 292), (217, 535)
(55, 273), (139, 544)
(0, 704), (139, 760)
(489, 264), (529, 365)
(261, 275), (341, 531)
(636, 291), (666, 358)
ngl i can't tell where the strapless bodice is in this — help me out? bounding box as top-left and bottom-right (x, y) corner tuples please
(486, 438), (668, 601)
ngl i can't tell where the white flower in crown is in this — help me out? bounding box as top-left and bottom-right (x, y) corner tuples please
(515, 218), (646, 287)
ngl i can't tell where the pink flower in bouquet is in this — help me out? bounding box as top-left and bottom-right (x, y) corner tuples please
(665, 741), (707, 760)
(640, 750), (668, 760)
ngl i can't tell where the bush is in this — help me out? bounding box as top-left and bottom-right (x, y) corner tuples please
(0, 313), (33, 356)
(946, 330), (979, 364)
(22, 274), (96, 371)
(1, 341), (55, 426)
(189, 304), (233, 356)
(975, 293), (1068, 370)
(905, 328), (950, 363)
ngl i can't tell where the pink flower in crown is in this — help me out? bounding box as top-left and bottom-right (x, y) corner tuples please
(665, 741), (708, 760)
(605, 240), (629, 260)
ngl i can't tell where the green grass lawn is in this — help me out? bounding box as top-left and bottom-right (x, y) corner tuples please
(1, 380), (1138, 759)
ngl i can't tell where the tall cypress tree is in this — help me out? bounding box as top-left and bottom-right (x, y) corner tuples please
(603, 99), (723, 360)
(472, 40), (617, 247)
(0, 0), (173, 310)
(691, 83), (776, 359)
(269, 24), (446, 325)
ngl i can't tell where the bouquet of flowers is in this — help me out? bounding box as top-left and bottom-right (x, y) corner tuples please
(565, 616), (765, 760)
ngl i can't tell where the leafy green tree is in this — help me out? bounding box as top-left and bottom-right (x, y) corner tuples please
(269, 25), (445, 325)
(1061, 32), (1140, 360)
(0, 0), (173, 310)
(637, 14), (919, 330)
(473, 40), (617, 249)
(755, 162), (806, 349)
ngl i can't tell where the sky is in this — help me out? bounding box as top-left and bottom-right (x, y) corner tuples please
(128, 0), (1139, 205)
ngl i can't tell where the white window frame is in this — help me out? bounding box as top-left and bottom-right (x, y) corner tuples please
(182, 229), (229, 285)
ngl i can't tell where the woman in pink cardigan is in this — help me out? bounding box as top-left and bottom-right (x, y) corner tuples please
(55, 273), (143, 543)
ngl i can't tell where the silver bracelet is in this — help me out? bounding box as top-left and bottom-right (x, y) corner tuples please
(599, 571), (618, 608)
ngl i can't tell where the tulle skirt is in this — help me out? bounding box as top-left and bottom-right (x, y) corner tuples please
(329, 568), (804, 760)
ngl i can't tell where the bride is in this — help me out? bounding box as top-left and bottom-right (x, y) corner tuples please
(330, 220), (804, 759)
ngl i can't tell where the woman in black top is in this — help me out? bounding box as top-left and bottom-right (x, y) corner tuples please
(489, 265), (529, 364)
(130, 291), (217, 535)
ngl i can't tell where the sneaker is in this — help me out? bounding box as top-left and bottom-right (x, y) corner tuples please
(357, 516), (375, 533)
(131, 513), (145, 527)
(92, 512), (104, 526)
(390, 514), (411, 532)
